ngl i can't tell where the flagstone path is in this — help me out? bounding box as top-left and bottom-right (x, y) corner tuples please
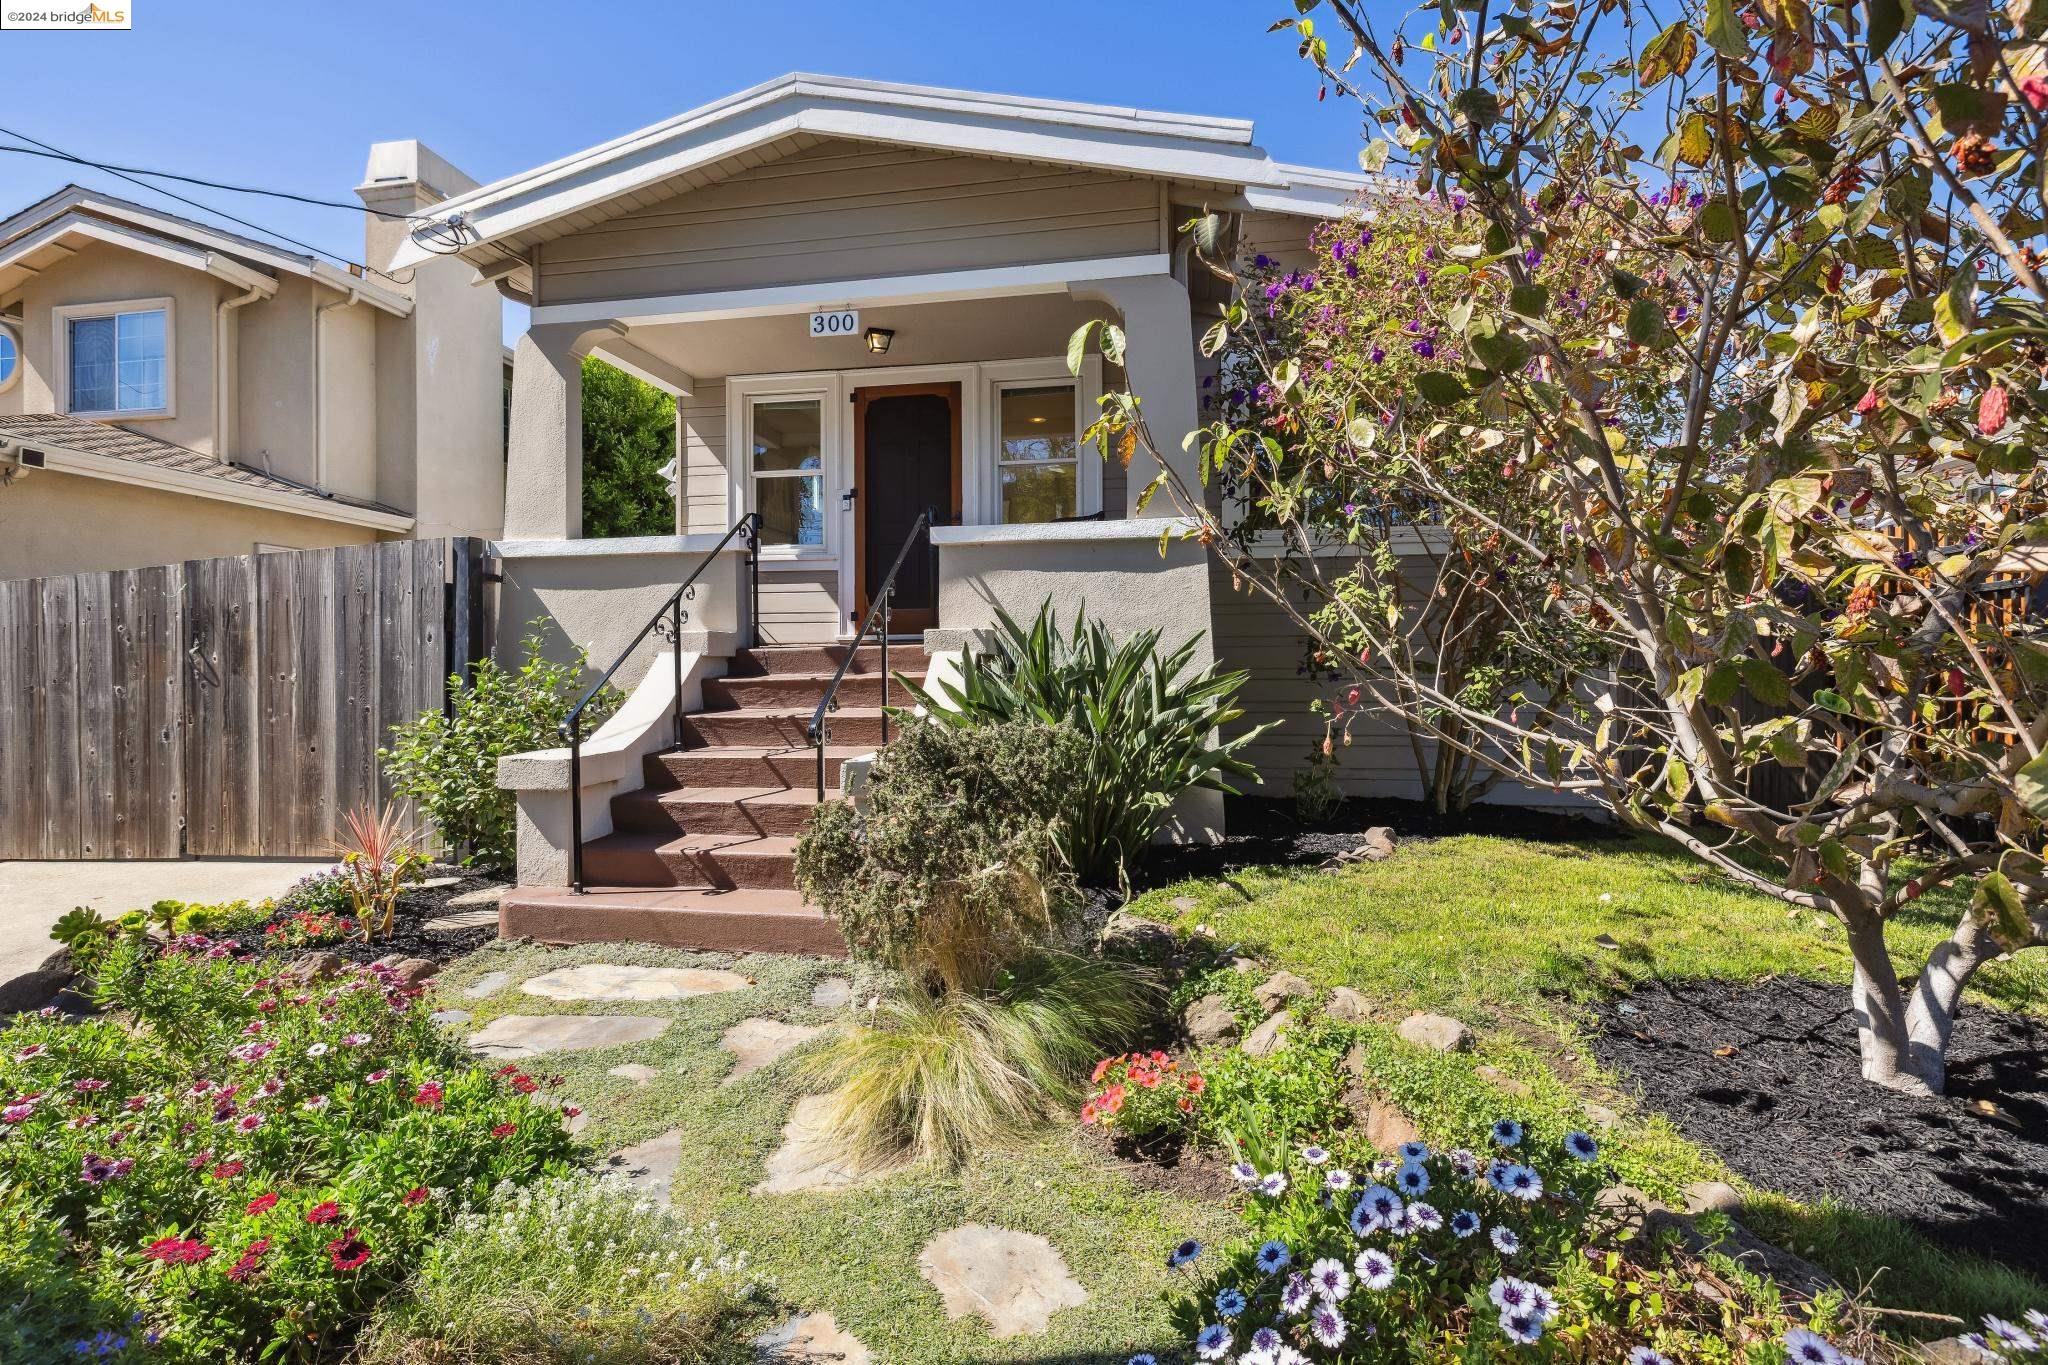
(520, 962), (752, 1001)
(721, 1017), (826, 1085)
(754, 1310), (872, 1363)
(461, 970), (512, 999)
(467, 1013), (669, 1059)
(754, 1094), (909, 1194)
(809, 976), (854, 1008)
(916, 1223), (1087, 1338)
(604, 1128), (684, 1206)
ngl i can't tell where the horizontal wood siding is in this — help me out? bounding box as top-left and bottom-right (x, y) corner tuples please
(538, 139), (1162, 307)
(758, 567), (842, 644)
(678, 382), (730, 535)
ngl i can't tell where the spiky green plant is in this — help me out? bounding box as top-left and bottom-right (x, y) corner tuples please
(907, 600), (1274, 886)
(806, 952), (1156, 1168)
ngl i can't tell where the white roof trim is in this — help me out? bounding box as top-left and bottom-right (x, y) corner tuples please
(0, 213), (279, 297)
(0, 187), (414, 317)
(392, 73), (1376, 269)
(34, 443), (415, 533)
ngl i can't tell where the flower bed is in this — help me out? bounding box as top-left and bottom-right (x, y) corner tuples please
(0, 933), (577, 1362)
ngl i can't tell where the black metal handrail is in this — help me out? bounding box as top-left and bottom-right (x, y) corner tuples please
(560, 512), (760, 893)
(807, 505), (936, 801)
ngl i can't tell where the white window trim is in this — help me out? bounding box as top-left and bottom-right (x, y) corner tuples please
(727, 372), (838, 569)
(0, 320), (20, 396)
(983, 356), (1102, 526)
(53, 296), (176, 420)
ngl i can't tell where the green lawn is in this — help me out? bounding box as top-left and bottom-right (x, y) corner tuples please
(433, 941), (1231, 1365)
(1128, 832), (2048, 1329)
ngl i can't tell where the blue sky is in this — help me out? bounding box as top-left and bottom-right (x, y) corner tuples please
(0, 2), (1375, 343)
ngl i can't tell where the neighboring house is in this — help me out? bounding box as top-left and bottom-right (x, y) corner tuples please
(0, 140), (505, 579)
(387, 73), (1508, 944)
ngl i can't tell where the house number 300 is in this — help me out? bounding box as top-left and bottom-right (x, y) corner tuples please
(808, 310), (860, 338)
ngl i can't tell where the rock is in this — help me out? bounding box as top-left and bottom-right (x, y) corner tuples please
(1475, 1064), (1534, 1098)
(414, 875), (462, 890)
(1642, 1206), (1838, 1303)
(519, 963), (752, 1002)
(467, 1013), (669, 1059)
(755, 1311), (873, 1364)
(1396, 1011), (1475, 1053)
(427, 1008), (470, 1027)
(1229, 956), (1261, 974)
(461, 970), (513, 1000)
(1323, 986), (1373, 1024)
(810, 976), (853, 1008)
(754, 1094), (909, 1195)
(1594, 1184), (1672, 1236)
(1098, 911), (1176, 964)
(1169, 895), (1199, 913)
(1241, 1010), (1293, 1057)
(605, 1128), (683, 1206)
(1582, 1101), (1621, 1130)
(423, 907), (499, 933)
(1182, 994), (1240, 1048)
(608, 1063), (660, 1085)
(1683, 1180), (1745, 1215)
(1253, 970), (1314, 1015)
(371, 955), (438, 987)
(917, 1224), (1088, 1339)
(1593, 933), (1622, 951)
(285, 951), (345, 982)
(721, 1018), (826, 1085)
(1359, 1098), (1423, 1152)
(1360, 826), (1398, 859)
(447, 885), (506, 908)
(1922, 1339), (1993, 1365)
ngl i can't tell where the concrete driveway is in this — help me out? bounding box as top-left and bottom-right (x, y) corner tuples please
(1, 859), (320, 1009)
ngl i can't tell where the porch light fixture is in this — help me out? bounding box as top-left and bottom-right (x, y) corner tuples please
(863, 327), (894, 355)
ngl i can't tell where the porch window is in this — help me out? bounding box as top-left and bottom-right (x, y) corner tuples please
(65, 303), (169, 416)
(996, 383), (1078, 523)
(750, 397), (826, 548)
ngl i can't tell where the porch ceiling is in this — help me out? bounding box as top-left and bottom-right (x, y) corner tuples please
(612, 291), (1111, 382)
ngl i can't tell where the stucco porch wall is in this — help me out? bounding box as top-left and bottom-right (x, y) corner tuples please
(494, 534), (749, 689)
(926, 516), (1225, 841)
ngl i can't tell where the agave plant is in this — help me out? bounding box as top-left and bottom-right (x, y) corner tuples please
(906, 600), (1273, 886)
(334, 804), (426, 942)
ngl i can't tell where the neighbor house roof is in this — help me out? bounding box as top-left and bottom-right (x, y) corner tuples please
(0, 186), (413, 316)
(389, 72), (1392, 274)
(0, 413), (414, 532)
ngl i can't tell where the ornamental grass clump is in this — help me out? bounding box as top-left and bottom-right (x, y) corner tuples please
(0, 932), (578, 1362)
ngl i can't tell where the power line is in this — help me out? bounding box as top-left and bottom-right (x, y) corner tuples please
(0, 139), (436, 223)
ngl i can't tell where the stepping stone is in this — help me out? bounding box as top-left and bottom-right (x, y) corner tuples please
(428, 1008), (471, 1027)
(468, 1014), (668, 1059)
(810, 976), (853, 1008)
(424, 907), (499, 933)
(520, 963), (752, 1002)
(754, 1094), (908, 1195)
(413, 875), (462, 890)
(917, 1224), (1087, 1338)
(721, 1018), (826, 1085)
(462, 970), (512, 1000)
(448, 885), (505, 908)
(755, 1311), (872, 1364)
(605, 1128), (683, 1206)
(609, 1063), (660, 1085)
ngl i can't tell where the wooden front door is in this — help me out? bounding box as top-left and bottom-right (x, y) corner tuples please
(853, 383), (959, 634)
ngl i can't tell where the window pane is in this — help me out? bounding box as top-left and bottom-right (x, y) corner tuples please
(116, 309), (167, 411)
(70, 316), (117, 412)
(0, 328), (17, 387)
(753, 399), (823, 473)
(1000, 462), (1077, 523)
(999, 385), (1076, 463)
(758, 473), (824, 547)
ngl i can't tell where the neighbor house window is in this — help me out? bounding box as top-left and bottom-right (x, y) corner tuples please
(750, 397), (825, 548)
(0, 322), (19, 394)
(997, 383), (1078, 522)
(63, 303), (169, 415)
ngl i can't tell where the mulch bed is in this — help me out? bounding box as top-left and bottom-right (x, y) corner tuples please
(228, 867), (508, 968)
(1587, 975), (2048, 1276)
(1072, 1123), (1238, 1203)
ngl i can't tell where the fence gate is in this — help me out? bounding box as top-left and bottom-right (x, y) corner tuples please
(0, 538), (488, 860)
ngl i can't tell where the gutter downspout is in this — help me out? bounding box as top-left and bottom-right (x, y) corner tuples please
(214, 282), (268, 466)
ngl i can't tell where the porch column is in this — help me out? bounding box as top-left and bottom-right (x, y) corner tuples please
(1070, 273), (1201, 519)
(504, 323), (588, 540)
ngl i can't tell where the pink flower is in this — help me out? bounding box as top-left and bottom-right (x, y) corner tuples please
(73, 1078), (108, 1092)
(306, 1200), (341, 1225)
(401, 1186), (429, 1207)
(12, 1044), (45, 1062)
(144, 1236), (214, 1265)
(236, 1113), (265, 1133)
(365, 1069), (390, 1084)
(302, 1095), (330, 1111)
(247, 1192), (279, 1215)
(3, 1103), (36, 1124)
(340, 1033), (369, 1047)
(411, 1081), (444, 1110)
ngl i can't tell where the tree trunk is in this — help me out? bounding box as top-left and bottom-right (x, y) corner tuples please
(1843, 912), (1939, 1096)
(1901, 914), (2002, 1095)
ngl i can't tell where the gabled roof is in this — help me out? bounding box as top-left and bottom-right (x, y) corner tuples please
(391, 72), (1390, 272)
(0, 186), (413, 316)
(0, 413), (413, 532)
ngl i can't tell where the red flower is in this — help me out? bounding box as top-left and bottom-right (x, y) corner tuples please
(412, 1081), (444, 1109)
(306, 1200), (341, 1225)
(225, 1238), (270, 1283)
(490, 1122), (517, 1139)
(246, 1192), (278, 1216)
(1184, 1073), (1207, 1096)
(211, 1160), (244, 1180)
(495, 1065), (520, 1077)
(401, 1186), (429, 1207)
(1080, 1101), (1099, 1125)
(1979, 383), (2010, 436)
(1090, 1058), (1113, 1085)
(144, 1236), (214, 1265)
(326, 1230), (372, 1272)
(510, 1076), (539, 1095)
(1853, 387), (1880, 416)
(2025, 75), (2048, 111)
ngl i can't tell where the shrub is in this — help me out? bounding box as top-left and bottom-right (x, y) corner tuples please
(794, 718), (1086, 994)
(908, 600), (1272, 886)
(360, 1174), (763, 1365)
(1194, 1018), (1352, 1174)
(276, 864), (356, 918)
(1080, 1050), (1206, 1146)
(380, 626), (620, 871)
(0, 934), (578, 1361)
(335, 803), (428, 942)
(806, 951), (1153, 1167)
(263, 908), (357, 950)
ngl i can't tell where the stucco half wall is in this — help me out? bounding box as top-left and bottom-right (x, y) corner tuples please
(928, 516), (1227, 840)
(0, 469), (380, 580)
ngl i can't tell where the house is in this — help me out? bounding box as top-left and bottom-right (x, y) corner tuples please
(388, 73), (1418, 947)
(0, 140), (505, 579)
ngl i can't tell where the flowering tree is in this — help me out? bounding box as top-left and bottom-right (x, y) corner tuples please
(1081, 0), (2048, 1094)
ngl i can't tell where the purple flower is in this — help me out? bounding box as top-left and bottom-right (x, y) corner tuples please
(1354, 1247), (1397, 1290)
(1412, 339), (1436, 359)
(1415, 270), (1431, 287)
(1524, 248), (1544, 267)
(1369, 345), (1385, 363)
(1310, 1301), (1348, 1348)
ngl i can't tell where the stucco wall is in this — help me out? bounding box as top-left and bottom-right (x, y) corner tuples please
(0, 469), (379, 580)
(495, 537), (748, 687)
(317, 297), (379, 502)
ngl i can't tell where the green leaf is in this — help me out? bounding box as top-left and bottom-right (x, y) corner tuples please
(1936, 263), (1977, 346)
(1509, 283), (1550, 317)
(1677, 113), (1714, 167)
(2017, 753), (2048, 818)
(1415, 371), (1470, 406)
(1971, 870), (2034, 951)
(1698, 199), (1740, 242)
(1066, 321), (1100, 377)
(1738, 656), (1793, 707)
(1468, 319), (1532, 374)
(1705, 0), (1748, 57)
(1627, 297), (1667, 347)
(1866, 0), (1904, 57)
(1819, 837), (1853, 881)
(1360, 139), (1391, 173)
(1640, 21), (1699, 86)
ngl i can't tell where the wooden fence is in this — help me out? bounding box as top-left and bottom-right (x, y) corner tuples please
(0, 538), (489, 860)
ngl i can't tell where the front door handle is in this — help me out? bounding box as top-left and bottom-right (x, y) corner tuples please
(840, 487), (857, 508)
